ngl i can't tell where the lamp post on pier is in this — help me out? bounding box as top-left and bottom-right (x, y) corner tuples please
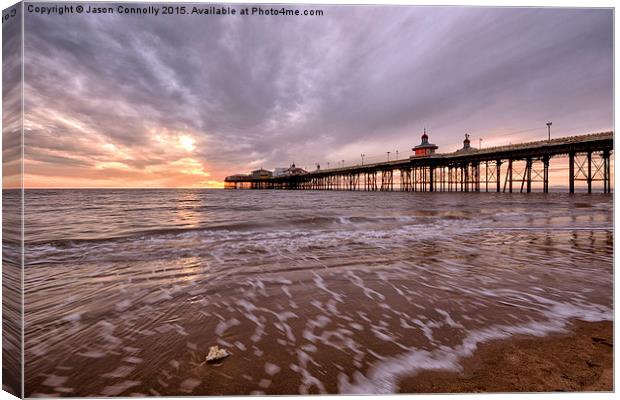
(361, 154), (365, 165)
(547, 122), (552, 141)
(387, 151), (390, 162)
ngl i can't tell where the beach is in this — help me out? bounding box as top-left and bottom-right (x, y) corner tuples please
(399, 319), (612, 393)
(21, 189), (613, 396)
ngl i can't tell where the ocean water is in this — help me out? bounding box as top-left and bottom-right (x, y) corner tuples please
(20, 189), (613, 396)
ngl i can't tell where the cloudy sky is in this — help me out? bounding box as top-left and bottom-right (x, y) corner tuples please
(23, 4), (612, 188)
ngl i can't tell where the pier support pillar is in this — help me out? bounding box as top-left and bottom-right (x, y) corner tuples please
(587, 151), (592, 194)
(429, 167), (435, 192)
(543, 156), (550, 193)
(569, 152), (575, 194)
(526, 158), (532, 193)
(496, 160), (501, 193)
(508, 159), (513, 193)
(485, 161), (489, 192)
(467, 164), (470, 192)
(603, 150), (610, 194)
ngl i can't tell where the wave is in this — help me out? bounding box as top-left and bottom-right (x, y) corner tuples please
(25, 222), (264, 246)
(24, 215), (436, 247)
(339, 300), (612, 394)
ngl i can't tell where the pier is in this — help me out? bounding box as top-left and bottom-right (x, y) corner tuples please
(225, 131), (613, 193)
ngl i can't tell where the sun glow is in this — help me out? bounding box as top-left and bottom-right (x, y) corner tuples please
(94, 161), (131, 170)
(179, 135), (195, 152)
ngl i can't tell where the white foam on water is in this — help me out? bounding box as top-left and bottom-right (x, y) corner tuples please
(30, 392), (61, 397)
(179, 378), (201, 393)
(61, 313), (82, 323)
(41, 375), (68, 387)
(27, 342), (49, 357)
(370, 324), (395, 342)
(236, 299), (267, 343)
(101, 365), (135, 379)
(100, 380), (141, 396)
(313, 273), (344, 303)
(52, 387), (73, 394)
(436, 309), (463, 328)
(216, 337), (234, 348)
(294, 349), (327, 394)
(345, 270), (385, 301)
(115, 299), (132, 312)
(76, 350), (106, 359)
(155, 324), (174, 334)
(300, 343), (317, 352)
(264, 362), (281, 376)
(338, 303), (612, 394)
(214, 318), (240, 336)
(253, 346), (264, 357)
(349, 322), (364, 331)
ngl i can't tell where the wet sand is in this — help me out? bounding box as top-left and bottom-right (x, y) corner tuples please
(23, 191), (613, 396)
(398, 319), (613, 393)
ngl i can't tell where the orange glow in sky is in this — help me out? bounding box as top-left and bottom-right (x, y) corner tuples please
(16, 6), (611, 189)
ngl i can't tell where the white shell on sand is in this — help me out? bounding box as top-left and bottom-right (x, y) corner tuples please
(206, 346), (230, 362)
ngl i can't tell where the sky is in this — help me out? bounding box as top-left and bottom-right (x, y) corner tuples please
(20, 4), (613, 188)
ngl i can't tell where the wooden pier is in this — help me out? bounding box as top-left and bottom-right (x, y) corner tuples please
(225, 131), (613, 193)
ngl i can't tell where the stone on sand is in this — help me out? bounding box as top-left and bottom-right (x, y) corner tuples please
(206, 346), (230, 363)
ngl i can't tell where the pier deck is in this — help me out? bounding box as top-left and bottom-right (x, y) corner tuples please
(225, 131), (613, 193)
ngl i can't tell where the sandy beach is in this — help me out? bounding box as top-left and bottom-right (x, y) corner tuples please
(399, 319), (612, 393)
(22, 191), (613, 396)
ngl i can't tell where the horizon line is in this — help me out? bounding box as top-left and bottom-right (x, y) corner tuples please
(2, 186), (610, 191)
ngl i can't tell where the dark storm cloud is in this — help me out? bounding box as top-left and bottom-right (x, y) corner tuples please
(24, 5), (612, 183)
(3, 4), (23, 188)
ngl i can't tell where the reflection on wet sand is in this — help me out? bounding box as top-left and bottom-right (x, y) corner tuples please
(23, 190), (612, 396)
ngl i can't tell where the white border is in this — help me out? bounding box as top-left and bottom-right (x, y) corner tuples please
(0, 1), (616, 400)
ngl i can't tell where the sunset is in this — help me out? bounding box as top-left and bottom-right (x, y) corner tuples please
(18, 6), (612, 188)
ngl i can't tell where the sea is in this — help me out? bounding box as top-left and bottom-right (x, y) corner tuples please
(16, 189), (613, 396)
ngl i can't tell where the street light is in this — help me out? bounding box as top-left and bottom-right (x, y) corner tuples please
(361, 154), (365, 165)
(479, 138), (483, 149)
(546, 122), (552, 141)
(342, 160), (345, 168)
(387, 151), (391, 162)
(395, 150), (399, 159)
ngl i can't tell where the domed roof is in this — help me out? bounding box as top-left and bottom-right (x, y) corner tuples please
(414, 128), (437, 150)
(456, 133), (477, 153)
